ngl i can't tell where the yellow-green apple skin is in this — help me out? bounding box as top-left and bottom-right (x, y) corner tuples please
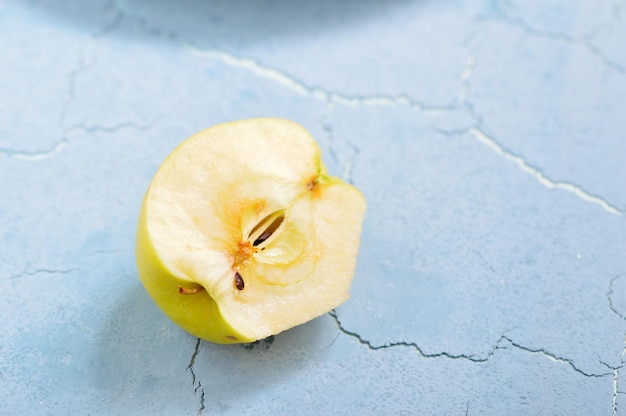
(136, 118), (366, 343)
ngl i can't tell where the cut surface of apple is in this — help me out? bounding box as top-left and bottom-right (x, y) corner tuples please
(136, 118), (366, 343)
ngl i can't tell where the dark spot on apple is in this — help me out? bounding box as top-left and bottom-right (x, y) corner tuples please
(235, 271), (244, 290)
(226, 335), (238, 341)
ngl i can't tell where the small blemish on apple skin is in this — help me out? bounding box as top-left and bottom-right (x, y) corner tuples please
(226, 335), (238, 341)
(235, 271), (245, 290)
(178, 285), (205, 295)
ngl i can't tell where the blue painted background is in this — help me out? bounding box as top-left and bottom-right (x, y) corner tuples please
(1, 0), (625, 414)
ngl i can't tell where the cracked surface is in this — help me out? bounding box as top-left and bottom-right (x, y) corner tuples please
(1, 0), (625, 414)
(187, 339), (205, 416)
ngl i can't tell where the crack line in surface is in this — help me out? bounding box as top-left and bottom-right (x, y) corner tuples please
(65, 118), (159, 136)
(330, 310), (612, 378)
(479, 14), (626, 74)
(613, 367), (619, 416)
(187, 338), (205, 416)
(329, 310), (501, 363)
(320, 118), (340, 168)
(116, 0), (476, 119)
(502, 336), (611, 378)
(469, 127), (623, 215)
(603, 334), (626, 416)
(0, 139), (69, 161)
(458, 54), (476, 104)
(4, 7), (129, 163)
(325, 332), (340, 351)
(182, 42), (460, 114)
(319, 103), (360, 184)
(59, 56), (90, 127)
(341, 143), (360, 185)
(59, 7), (125, 128)
(2, 119), (158, 162)
(608, 276), (626, 321)
(582, 39), (626, 74)
(616, 334), (626, 415)
(8, 268), (79, 280)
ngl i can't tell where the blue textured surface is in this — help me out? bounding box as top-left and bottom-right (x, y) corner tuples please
(1, 0), (625, 414)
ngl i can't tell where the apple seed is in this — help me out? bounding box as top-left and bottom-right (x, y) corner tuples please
(235, 271), (245, 290)
(249, 211), (285, 247)
(253, 231), (272, 246)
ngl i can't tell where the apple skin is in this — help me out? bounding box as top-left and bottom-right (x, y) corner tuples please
(135, 118), (366, 344)
(136, 206), (252, 342)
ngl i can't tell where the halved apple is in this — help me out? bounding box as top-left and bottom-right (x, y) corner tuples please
(136, 118), (366, 343)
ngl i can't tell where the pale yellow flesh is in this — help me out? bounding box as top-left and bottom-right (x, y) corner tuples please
(136, 118), (366, 343)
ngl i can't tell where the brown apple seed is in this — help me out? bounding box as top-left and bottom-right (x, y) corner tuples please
(235, 271), (245, 290)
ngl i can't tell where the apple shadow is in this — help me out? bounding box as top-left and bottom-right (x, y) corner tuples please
(18, 0), (418, 46)
(93, 281), (338, 413)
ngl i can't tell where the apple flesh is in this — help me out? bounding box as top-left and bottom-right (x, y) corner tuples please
(136, 118), (366, 343)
